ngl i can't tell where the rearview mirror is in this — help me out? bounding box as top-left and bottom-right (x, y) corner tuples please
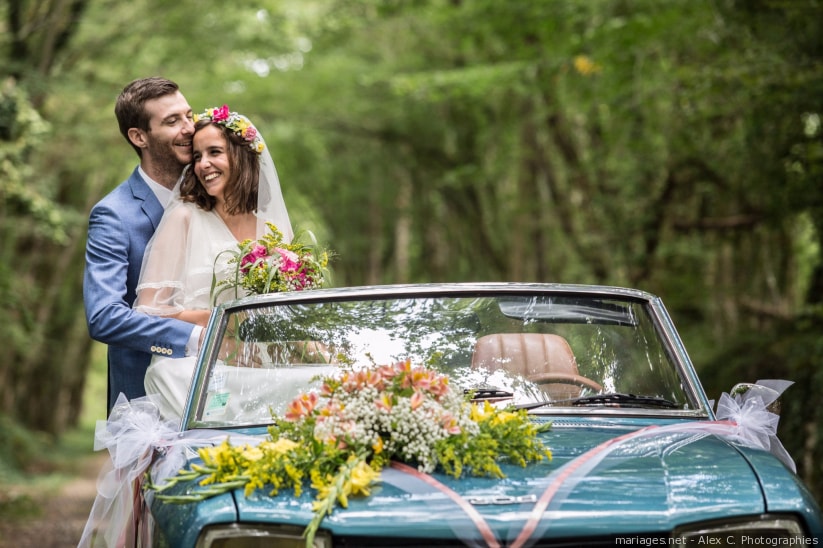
(729, 382), (782, 416)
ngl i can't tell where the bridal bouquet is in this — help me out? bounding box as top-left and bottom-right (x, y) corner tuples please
(213, 222), (331, 301)
(151, 361), (552, 545)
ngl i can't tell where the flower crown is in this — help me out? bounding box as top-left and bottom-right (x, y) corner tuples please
(193, 105), (265, 154)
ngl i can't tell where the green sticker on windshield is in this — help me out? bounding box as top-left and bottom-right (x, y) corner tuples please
(204, 391), (230, 418)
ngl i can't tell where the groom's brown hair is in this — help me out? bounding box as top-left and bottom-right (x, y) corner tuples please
(115, 77), (180, 157)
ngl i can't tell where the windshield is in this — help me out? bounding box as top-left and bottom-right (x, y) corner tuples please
(189, 293), (698, 427)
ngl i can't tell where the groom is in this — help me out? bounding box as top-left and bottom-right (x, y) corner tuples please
(83, 77), (202, 414)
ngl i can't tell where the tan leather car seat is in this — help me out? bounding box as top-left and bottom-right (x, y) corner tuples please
(471, 333), (601, 400)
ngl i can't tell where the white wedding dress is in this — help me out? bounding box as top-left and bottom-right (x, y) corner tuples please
(134, 123), (292, 421)
(135, 201), (257, 420)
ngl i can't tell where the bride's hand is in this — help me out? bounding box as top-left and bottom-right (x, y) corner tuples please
(192, 310), (211, 327)
(175, 309), (212, 327)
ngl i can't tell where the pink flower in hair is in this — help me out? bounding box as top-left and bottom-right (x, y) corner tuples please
(212, 104), (230, 122)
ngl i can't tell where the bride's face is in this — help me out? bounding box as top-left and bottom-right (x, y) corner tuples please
(193, 124), (232, 202)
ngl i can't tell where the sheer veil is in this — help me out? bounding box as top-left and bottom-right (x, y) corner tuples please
(255, 136), (293, 243)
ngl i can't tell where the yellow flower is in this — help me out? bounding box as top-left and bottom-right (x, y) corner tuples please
(266, 438), (300, 454)
(491, 409), (518, 426)
(470, 400), (492, 422)
(242, 446), (264, 461)
(349, 460), (380, 496)
(337, 486), (350, 508)
(310, 472), (333, 499)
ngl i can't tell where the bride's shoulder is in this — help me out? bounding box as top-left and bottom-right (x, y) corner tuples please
(162, 201), (198, 223)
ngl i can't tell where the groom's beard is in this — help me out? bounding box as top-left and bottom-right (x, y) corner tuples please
(147, 141), (190, 183)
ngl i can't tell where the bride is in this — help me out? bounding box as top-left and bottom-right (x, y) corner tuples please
(133, 105), (292, 419)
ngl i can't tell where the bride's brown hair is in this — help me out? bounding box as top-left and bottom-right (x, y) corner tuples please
(179, 118), (259, 215)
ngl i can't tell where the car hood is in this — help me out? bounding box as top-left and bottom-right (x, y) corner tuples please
(233, 419), (767, 540)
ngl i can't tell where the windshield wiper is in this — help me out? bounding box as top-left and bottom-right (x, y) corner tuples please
(516, 392), (678, 411)
(465, 387), (514, 400)
(570, 393), (678, 408)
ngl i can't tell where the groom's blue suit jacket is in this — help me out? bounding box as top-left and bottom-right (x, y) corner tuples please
(83, 167), (194, 413)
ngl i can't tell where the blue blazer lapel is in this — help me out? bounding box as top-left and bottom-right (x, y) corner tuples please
(127, 167), (164, 230)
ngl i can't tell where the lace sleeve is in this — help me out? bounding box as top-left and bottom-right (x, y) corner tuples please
(134, 203), (192, 316)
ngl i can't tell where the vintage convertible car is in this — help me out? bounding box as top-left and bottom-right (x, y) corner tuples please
(133, 283), (821, 547)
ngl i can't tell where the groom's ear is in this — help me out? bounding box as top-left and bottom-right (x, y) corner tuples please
(127, 127), (149, 150)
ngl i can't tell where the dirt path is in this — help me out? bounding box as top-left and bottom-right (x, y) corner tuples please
(0, 452), (107, 548)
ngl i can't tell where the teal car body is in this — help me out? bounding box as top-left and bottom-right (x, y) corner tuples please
(139, 284), (822, 547)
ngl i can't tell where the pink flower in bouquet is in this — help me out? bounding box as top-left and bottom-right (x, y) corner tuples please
(243, 126), (258, 143)
(274, 247), (313, 289)
(343, 369), (385, 391)
(377, 364), (399, 380)
(375, 393), (393, 412)
(240, 244), (269, 274)
(285, 392), (319, 421)
(215, 222), (331, 297)
(410, 390), (425, 410)
(441, 413), (462, 435)
(274, 247), (300, 270)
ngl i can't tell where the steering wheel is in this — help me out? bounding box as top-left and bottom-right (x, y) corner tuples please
(527, 372), (603, 395)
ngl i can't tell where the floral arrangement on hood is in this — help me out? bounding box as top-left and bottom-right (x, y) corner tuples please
(150, 361), (552, 546)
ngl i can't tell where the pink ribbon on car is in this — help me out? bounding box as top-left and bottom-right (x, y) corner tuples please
(79, 380), (795, 548)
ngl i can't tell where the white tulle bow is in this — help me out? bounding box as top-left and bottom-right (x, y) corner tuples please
(77, 394), (257, 548)
(714, 379), (796, 472)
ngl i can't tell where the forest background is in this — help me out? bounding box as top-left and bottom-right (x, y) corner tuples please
(1, 0), (823, 507)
